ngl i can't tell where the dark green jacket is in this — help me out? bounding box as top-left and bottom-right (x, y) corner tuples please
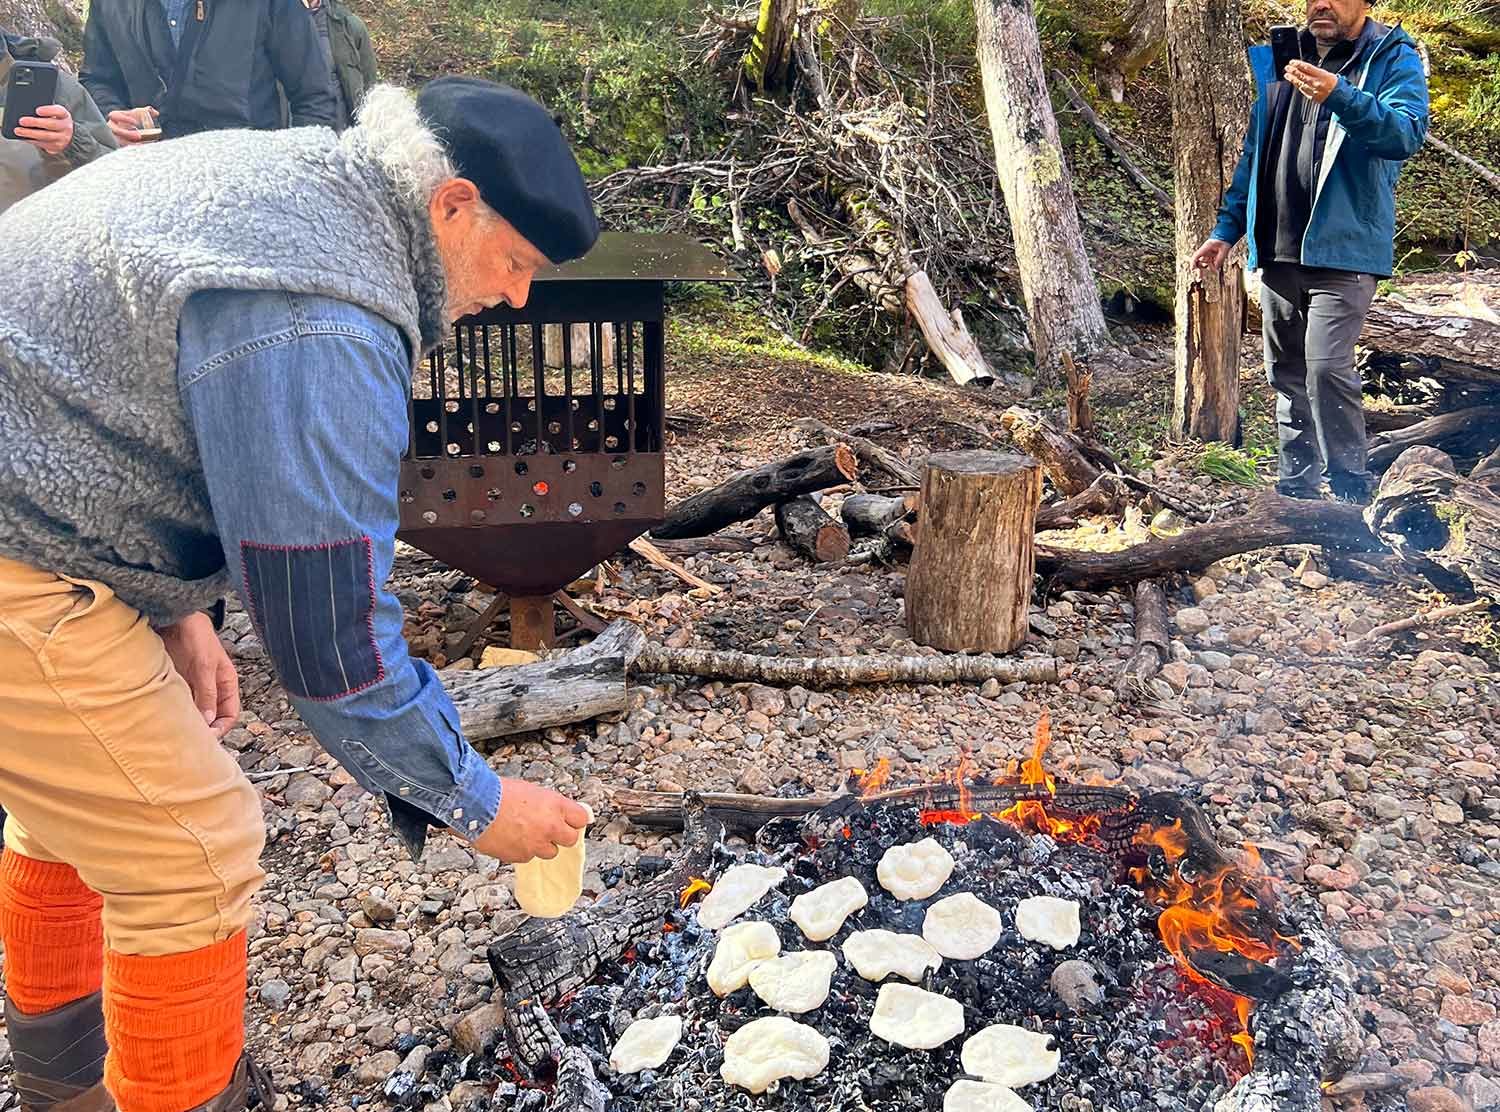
(324, 0), (377, 124)
(1, 33), (116, 215)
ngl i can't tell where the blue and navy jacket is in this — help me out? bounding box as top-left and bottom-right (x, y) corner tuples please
(1211, 21), (1430, 277)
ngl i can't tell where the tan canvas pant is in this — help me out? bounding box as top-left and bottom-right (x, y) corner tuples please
(0, 556), (265, 957)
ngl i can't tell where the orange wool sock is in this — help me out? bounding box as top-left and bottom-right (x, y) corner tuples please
(0, 851), (105, 1014)
(104, 932), (247, 1112)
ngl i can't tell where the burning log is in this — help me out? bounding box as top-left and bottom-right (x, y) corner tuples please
(1036, 494), (1384, 589)
(1000, 406), (1104, 496)
(633, 644), (1059, 688)
(1116, 579), (1169, 696)
(840, 492), (918, 536)
(774, 495), (851, 562)
(487, 794), (723, 1006)
(906, 451), (1044, 653)
(653, 444), (859, 539)
(1368, 404), (1500, 474)
(1365, 445), (1500, 599)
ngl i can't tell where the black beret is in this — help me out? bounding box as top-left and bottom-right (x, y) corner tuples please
(416, 77), (599, 265)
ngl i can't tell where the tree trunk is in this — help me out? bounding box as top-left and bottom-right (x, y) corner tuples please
(653, 444), (859, 539)
(905, 450), (1043, 652)
(973, 0), (1110, 385)
(1168, 0), (1251, 443)
(1094, 0), (1167, 103)
(1365, 446), (1500, 599)
(744, 0), (799, 91)
(774, 495), (851, 562)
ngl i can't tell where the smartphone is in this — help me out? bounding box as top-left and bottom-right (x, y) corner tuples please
(2, 60), (60, 141)
(1270, 25), (1301, 82)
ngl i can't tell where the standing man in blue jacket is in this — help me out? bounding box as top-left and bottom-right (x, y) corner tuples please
(1192, 0), (1429, 503)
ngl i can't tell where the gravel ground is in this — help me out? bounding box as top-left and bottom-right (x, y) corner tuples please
(1, 330), (1496, 1112)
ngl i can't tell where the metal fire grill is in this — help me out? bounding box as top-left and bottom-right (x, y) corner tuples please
(397, 232), (733, 648)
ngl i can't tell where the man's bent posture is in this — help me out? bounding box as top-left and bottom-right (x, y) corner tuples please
(0, 79), (596, 1112)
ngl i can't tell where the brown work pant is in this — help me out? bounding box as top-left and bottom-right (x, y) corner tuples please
(0, 556), (265, 957)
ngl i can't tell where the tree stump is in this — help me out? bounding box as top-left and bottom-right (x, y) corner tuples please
(905, 451), (1042, 652)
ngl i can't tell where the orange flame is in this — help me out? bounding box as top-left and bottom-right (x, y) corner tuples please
(679, 877), (711, 909)
(856, 758), (892, 796)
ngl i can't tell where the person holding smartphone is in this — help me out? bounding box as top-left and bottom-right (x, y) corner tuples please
(1, 30), (115, 213)
(1189, 0), (1429, 505)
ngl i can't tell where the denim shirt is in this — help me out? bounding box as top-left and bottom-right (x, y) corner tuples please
(177, 288), (502, 859)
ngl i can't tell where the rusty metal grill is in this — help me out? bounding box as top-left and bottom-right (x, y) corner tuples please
(396, 232), (732, 620)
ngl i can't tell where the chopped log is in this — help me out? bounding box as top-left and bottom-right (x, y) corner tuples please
(633, 644), (1059, 687)
(775, 495), (851, 562)
(1368, 405), (1500, 474)
(903, 268), (997, 387)
(548, 1047), (609, 1112)
(487, 795), (722, 1005)
(794, 417), (922, 487)
(653, 444), (859, 539)
(1035, 494), (1384, 589)
(841, 493), (918, 535)
(1365, 445), (1500, 599)
(1116, 579), (1169, 696)
(1000, 407), (1103, 495)
(906, 451), (1043, 652)
(445, 620), (646, 741)
(1035, 473), (1130, 531)
(1359, 270), (1500, 379)
(1051, 69), (1171, 212)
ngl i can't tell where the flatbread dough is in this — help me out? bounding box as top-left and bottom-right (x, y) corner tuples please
(1015, 896), (1081, 951)
(748, 950), (838, 1013)
(514, 803), (593, 919)
(842, 929), (943, 983)
(961, 1025), (1061, 1088)
(944, 1080), (1033, 1112)
(697, 864), (788, 930)
(922, 893), (1003, 960)
(707, 920), (782, 996)
(789, 877), (869, 942)
(868, 982), (966, 1050)
(720, 1016), (830, 1093)
(609, 1014), (683, 1074)
(877, 837), (957, 901)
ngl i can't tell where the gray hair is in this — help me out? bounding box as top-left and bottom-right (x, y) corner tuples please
(348, 84), (458, 208)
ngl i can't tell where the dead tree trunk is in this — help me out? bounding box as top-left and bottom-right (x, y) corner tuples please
(973, 0), (1110, 385)
(1094, 0), (1166, 103)
(1167, 0), (1251, 443)
(906, 451), (1043, 652)
(1365, 446), (1500, 599)
(653, 444), (858, 538)
(744, 0), (799, 91)
(775, 495), (851, 562)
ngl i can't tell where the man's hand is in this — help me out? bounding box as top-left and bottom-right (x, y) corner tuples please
(13, 105), (74, 156)
(1190, 238), (1232, 272)
(473, 780), (590, 864)
(106, 107), (157, 145)
(158, 611), (241, 738)
(1285, 60), (1337, 105)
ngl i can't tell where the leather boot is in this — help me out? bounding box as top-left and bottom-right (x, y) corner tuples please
(4, 993), (113, 1112)
(184, 1055), (277, 1112)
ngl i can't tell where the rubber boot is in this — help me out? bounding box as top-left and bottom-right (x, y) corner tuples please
(5, 992), (113, 1112)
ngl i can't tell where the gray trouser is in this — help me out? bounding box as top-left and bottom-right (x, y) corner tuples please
(1260, 263), (1377, 500)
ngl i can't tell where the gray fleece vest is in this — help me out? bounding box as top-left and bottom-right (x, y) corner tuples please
(0, 125), (448, 625)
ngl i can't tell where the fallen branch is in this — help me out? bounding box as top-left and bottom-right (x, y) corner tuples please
(903, 267), (998, 387)
(1035, 494), (1384, 589)
(1116, 579), (1169, 697)
(1426, 132), (1500, 195)
(1351, 599), (1493, 647)
(1052, 68), (1172, 213)
(1368, 405), (1500, 474)
(653, 444), (859, 539)
(628, 536), (723, 594)
(1035, 473), (1131, 531)
(794, 417), (922, 487)
(1365, 445), (1500, 598)
(644, 534), (763, 557)
(552, 590), (609, 635)
(633, 644), (1059, 687)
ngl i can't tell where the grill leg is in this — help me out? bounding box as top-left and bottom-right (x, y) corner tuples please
(509, 595), (556, 651)
(452, 591), (509, 662)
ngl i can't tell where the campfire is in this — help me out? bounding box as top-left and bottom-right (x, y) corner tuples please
(483, 716), (1360, 1112)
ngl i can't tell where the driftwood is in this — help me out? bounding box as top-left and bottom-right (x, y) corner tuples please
(1052, 68), (1171, 212)
(445, 620), (646, 741)
(906, 451), (1042, 652)
(1035, 473), (1131, 531)
(487, 795), (722, 1005)
(775, 495), (851, 562)
(1035, 494), (1384, 589)
(1000, 406), (1104, 495)
(1116, 579), (1169, 696)
(1365, 445), (1500, 599)
(634, 644), (1059, 687)
(653, 444), (859, 539)
(1359, 270), (1500, 380)
(841, 492), (918, 535)
(794, 417), (922, 488)
(1368, 405), (1500, 474)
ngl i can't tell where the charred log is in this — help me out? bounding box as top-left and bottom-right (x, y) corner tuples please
(775, 495), (851, 562)
(653, 444), (859, 539)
